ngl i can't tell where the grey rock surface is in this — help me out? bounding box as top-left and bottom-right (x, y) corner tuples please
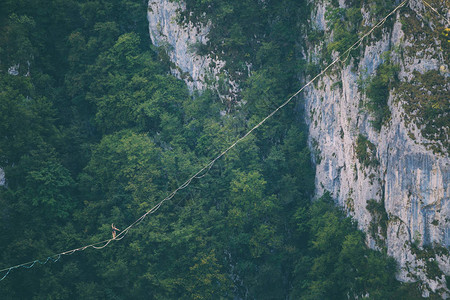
(147, 0), (238, 98)
(305, 0), (449, 295)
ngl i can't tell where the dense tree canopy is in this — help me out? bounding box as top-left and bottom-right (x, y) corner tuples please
(0, 0), (425, 298)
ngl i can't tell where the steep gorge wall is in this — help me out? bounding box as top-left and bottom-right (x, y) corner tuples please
(147, 0), (212, 92)
(305, 0), (449, 295)
(147, 0), (238, 99)
(147, 0), (450, 296)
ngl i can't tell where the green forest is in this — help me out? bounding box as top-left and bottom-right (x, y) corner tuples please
(0, 0), (428, 298)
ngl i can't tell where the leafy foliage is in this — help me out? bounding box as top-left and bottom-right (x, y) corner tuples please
(291, 193), (411, 299)
(398, 70), (449, 154)
(366, 199), (388, 247)
(179, 0), (307, 89)
(325, 6), (362, 57)
(355, 134), (379, 169)
(365, 57), (399, 131)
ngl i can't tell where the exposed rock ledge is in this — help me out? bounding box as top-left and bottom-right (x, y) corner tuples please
(147, 0), (238, 99)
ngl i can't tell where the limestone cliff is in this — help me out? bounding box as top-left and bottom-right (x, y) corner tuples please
(147, 0), (238, 99)
(305, 0), (449, 295)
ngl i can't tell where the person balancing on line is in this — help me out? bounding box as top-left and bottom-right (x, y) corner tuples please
(111, 223), (120, 239)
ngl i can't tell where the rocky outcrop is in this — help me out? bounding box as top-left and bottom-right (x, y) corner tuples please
(147, 0), (238, 99)
(304, 0), (449, 295)
(148, 0), (211, 92)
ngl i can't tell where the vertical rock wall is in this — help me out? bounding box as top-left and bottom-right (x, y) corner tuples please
(148, 0), (213, 92)
(147, 0), (238, 98)
(304, 0), (449, 295)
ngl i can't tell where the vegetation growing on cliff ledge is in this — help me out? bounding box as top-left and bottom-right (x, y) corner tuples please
(398, 70), (449, 155)
(306, 0), (398, 70)
(365, 57), (399, 131)
(355, 134), (379, 168)
(366, 198), (388, 247)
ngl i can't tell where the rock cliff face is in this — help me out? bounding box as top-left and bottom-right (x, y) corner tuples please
(147, 0), (211, 92)
(305, 0), (449, 295)
(147, 0), (238, 98)
(147, 0), (449, 295)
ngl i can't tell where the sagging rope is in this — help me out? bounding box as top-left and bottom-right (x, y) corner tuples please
(3, 0), (443, 282)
